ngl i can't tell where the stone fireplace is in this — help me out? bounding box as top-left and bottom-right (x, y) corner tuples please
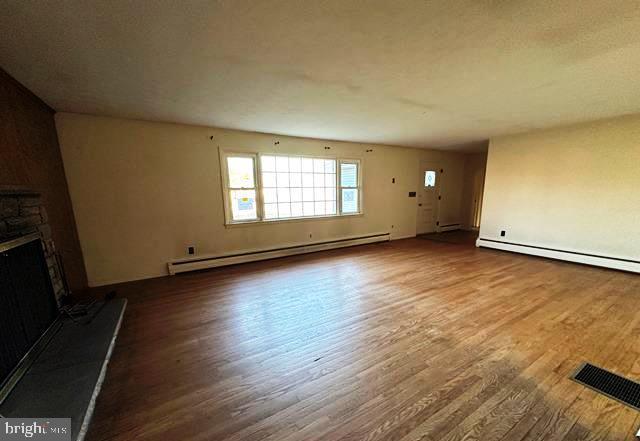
(0, 186), (67, 303)
(0, 186), (126, 439)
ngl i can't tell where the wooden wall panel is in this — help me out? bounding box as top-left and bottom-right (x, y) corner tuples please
(0, 68), (87, 290)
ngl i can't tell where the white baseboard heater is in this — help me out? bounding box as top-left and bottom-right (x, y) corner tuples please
(439, 223), (461, 232)
(476, 238), (640, 274)
(168, 232), (390, 275)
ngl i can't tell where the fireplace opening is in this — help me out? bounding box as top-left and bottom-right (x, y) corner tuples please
(0, 233), (60, 399)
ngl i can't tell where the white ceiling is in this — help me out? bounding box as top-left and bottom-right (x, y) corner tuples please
(2, 1), (640, 151)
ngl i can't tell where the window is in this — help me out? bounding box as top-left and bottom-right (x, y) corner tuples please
(222, 152), (361, 223)
(261, 155), (337, 219)
(424, 170), (436, 187)
(339, 160), (360, 214)
(225, 156), (258, 221)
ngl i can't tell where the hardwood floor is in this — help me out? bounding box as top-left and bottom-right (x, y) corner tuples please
(86, 238), (640, 441)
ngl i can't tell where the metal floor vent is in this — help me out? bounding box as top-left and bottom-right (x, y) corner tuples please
(572, 362), (640, 410)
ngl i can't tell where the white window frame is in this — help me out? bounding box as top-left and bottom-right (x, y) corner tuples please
(220, 152), (261, 224)
(220, 151), (363, 225)
(338, 159), (362, 216)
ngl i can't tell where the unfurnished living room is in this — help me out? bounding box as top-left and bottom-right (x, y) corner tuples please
(1, 1), (640, 440)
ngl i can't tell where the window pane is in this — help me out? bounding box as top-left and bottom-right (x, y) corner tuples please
(325, 173), (336, 187)
(278, 203), (291, 218)
(326, 200), (336, 215)
(325, 160), (336, 173)
(263, 188), (277, 203)
(264, 203), (278, 219)
(290, 187), (302, 202)
(289, 157), (301, 172)
(290, 172), (302, 187)
(302, 173), (314, 188)
(276, 172), (289, 187)
(302, 158), (313, 172)
(425, 170), (436, 187)
(262, 172), (276, 187)
(276, 156), (289, 172)
(314, 201), (325, 215)
(302, 188), (314, 201)
(326, 188), (337, 201)
(291, 202), (303, 217)
(261, 156), (276, 172)
(340, 162), (358, 187)
(313, 159), (325, 173)
(277, 187), (290, 203)
(230, 190), (257, 220)
(314, 174), (324, 187)
(303, 202), (314, 216)
(341, 188), (358, 213)
(314, 187), (325, 201)
(227, 157), (255, 188)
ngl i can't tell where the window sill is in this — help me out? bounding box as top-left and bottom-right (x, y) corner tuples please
(225, 213), (364, 228)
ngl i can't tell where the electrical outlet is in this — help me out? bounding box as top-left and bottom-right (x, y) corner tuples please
(187, 246), (196, 255)
(500, 230), (506, 237)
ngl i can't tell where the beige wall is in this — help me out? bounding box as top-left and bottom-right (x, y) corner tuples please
(480, 114), (640, 261)
(56, 113), (466, 286)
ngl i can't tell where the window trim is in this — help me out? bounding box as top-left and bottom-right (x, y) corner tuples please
(220, 150), (363, 225)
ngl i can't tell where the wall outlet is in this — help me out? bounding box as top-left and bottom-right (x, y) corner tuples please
(187, 245), (196, 255)
(500, 230), (506, 237)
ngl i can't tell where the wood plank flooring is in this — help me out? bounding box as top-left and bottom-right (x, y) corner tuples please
(86, 238), (640, 441)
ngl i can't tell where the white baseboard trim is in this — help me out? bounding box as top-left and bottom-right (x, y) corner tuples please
(168, 232), (390, 275)
(476, 238), (640, 273)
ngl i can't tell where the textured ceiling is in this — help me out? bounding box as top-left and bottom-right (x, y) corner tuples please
(2, 1), (640, 151)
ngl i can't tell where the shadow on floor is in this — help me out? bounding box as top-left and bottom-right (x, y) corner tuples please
(417, 230), (478, 246)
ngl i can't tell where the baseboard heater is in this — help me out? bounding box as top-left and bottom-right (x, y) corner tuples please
(168, 232), (390, 275)
(439, 223), (461, 232)
(476, 238), (640, 274)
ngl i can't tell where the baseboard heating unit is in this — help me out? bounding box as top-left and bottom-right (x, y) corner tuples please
(476, 238), (640, 273)
(168, 232), (390, 275)
(439, 223), (461, 232)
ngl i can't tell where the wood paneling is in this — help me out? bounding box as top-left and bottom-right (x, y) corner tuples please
(87, 239), (640, 441)
(0, 68), (87, 290)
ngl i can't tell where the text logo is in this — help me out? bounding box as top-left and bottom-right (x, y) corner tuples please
(1, 419), (70, 441)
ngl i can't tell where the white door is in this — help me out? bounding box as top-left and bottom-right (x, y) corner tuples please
(416, 166), (441, 234)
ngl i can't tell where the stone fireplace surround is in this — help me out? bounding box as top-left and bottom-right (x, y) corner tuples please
(0, 186), (67, 303)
